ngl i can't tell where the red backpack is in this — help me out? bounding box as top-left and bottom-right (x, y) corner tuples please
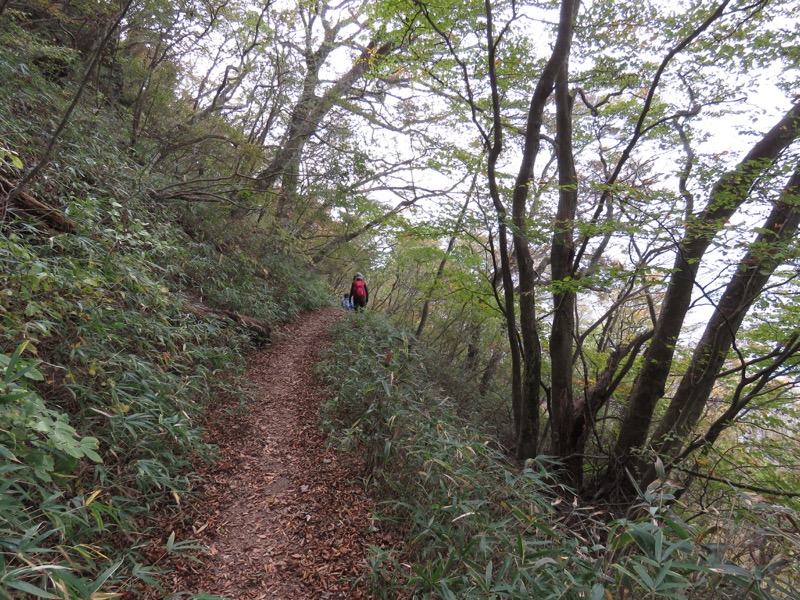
(352, 279), (367, 301)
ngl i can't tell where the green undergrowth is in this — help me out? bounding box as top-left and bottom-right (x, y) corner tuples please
(1, 206), (332, 598)
(0, 25), (333, 599)
(319, 313), (800, 599)
(176, 204), (332, 322)
(1, 210), (243, 597)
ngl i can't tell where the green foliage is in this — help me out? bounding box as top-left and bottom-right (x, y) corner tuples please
(607, 477), (800, 600)
(0, 197), (250, 596)
(319, 312), (800, 599)
(0, 192), (333, 598)
(1, 343), (101, 482)
(0, 17), (334, 597)
(176, 203), (333, 321)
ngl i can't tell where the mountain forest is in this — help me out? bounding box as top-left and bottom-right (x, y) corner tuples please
(1, 0), (799, 597)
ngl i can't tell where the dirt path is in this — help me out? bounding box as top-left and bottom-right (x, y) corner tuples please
(163, 307), (375, 599)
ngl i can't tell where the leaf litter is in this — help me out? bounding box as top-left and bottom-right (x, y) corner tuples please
(156, 307), (379, 599)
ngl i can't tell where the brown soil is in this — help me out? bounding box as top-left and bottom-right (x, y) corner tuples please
(160, 307), (376, 599)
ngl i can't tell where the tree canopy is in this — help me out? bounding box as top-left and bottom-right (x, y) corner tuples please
(5, 0), (799, 503)
(2, 0), (800, 595)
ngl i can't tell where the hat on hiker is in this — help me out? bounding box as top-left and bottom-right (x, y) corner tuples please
(355, 272), (364, 280)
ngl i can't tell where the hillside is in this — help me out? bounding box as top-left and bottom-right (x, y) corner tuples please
(1, 8), (336, 596)
(2, 1), (800, 599)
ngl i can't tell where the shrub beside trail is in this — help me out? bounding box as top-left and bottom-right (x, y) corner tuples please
(319, 313), (800, 600)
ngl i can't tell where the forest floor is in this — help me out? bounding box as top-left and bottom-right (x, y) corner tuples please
(157, 307), (380, 599)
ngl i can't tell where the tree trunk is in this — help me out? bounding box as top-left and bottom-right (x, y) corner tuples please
(185, 304), (271, 341)
(1, 175), (76, 233)
(479, 349), (503, 397)
(641, 167), (800, 486)
(482, 0), (523, 452)
(416, 184), (473, 338)
(549, 57), (580, 481)
(256, 38), (397, 223)
(510, 0), (580, 460)
(6, 0), (135, 206)
(611, 102), (800, 480)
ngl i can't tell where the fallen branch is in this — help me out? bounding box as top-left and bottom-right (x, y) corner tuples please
(1, 174), (76, 233)
(675, 466), (800, 499)
(186, 303), (271, 340)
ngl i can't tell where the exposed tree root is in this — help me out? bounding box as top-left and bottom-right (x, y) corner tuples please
(186, 303), (272, 341)
(0, 174), (76, 233)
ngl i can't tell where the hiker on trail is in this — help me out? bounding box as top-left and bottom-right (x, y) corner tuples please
(342, 293), (354, 311)
(349, 273), (368, 312)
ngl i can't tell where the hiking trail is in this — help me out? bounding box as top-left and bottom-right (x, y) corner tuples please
(160, 307), (377, 599)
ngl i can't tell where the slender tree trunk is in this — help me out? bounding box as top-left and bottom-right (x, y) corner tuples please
(549, 58), (580, 481)
(479, 349), (503, 397)
(416, 178), (475, 338)
(482, 0), (524, 448)
(128, 41), (167, 150)
(464, 329), (480, 374)
(6, 0), (136, 207)
(509, 0), (579, 460)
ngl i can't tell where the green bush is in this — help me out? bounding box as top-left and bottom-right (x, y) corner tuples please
(0, 193), (252, 596)
(0, 14), (332, 598)
(0, 170), (334, 599)
(319, 314), (599, 597)
(0, 343), (109, 598)
(0, 183), (333, 600)
(319, 314), (800, 600)
(175, 203), (334, 321)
